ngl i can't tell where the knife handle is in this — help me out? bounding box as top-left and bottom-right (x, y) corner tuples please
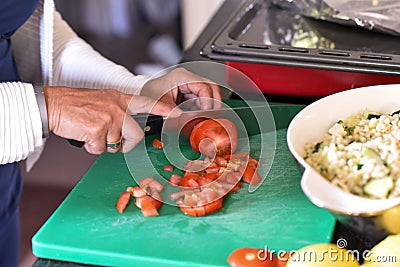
(68, 139), (84, 148)
(66, 115), (164, 148)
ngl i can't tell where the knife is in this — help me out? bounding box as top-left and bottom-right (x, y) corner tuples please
(67, 103), (305, 147)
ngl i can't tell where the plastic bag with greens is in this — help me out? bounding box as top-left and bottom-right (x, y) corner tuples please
(273, 0), (400, 36)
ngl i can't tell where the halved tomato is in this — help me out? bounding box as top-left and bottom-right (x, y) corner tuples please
(190, 118), (238, 158)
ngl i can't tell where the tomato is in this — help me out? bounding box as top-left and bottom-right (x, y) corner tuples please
(116, 191), (131, 213)
(215, 156), (229, 167)
(152, 138), (164, 149)
(205, 166), (220, 173)
(135, 195), (162, 217)
(179, 198), (223, 216)
(163, 165), (174, 172)
(228, 248), (276, 267)
(230, 181), (242, 193)
(248, 156), (260, 167)
(138, 196), (159, 217)
(168, 174), (182, 186)
(126, 186), (146, 198)
(242, 165), (261, 186)
(190, 119), (238, 158)
(179, 173), (200, 188)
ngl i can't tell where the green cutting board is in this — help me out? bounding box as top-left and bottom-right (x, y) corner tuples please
(32, 126), (335, 267)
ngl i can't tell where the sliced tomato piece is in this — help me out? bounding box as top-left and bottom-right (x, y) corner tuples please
(116, 191), (131, 213)
(215, 156), (229, 167)
(242, 166), (262, 186)
(197, 176), (214, 186)
(248, 155), (260, 167)
(135, 195), (161, 217)
(205, 166), (220, 174)
(227, 248), (276, 267)
(139, 176), (164, 193)
(230, 181), (242, 193)
(203, 172), (220, 181)
(186, 178), (200, 188)
(179, 205), (206, 217)
(126, 186), (146, 198)
(179, 198), (223, 217)
(179, 173), (200, 188)
(203, 197), (223, 214)
(168, 174), (183, 186)
(163, 165), (174, 172)
(152, 138), (164, 149)
(139, 196), (159, 217)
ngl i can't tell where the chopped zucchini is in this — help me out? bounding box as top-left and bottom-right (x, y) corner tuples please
(362, 147), (384, 165)
(363, 176), (394, 199)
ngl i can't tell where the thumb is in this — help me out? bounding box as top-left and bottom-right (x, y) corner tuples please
(121, 114), (145, 153)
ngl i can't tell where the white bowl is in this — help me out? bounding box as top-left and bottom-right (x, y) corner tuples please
(287, 84), (400, 216)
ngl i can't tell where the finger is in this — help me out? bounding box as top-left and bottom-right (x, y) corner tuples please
(128, 95), (182, 118)
(121, 115), (145, 153)
(210, 83), (223, 109)
(179, 82), (222, 110)
(83, 132), (107, 155)
(106, 131), (122, 153)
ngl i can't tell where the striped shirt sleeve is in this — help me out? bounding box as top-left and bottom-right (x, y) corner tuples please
(0, 82), (43, 164)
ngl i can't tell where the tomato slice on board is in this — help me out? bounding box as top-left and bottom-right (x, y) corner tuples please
(179, 173), (200, 188)
(242, 165), (261, 186)
(179, 198), (223, 217)
(228, 248), (276, 267)
(163, 165), (174, 172)
(197, 176), (214, 187)
(116, 191), (131, 213)
(126, 186), (147, 198)
(215, 156), (229, 167)
(230, 181), (242, 193)
(152, 138), (164, 149)
(139, 196), (159, 217)
(168, 174), (183, 186)
(135, 195), (162, 217)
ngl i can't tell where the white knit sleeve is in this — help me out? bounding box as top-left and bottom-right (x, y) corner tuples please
(0, 82), (44, 164)
(52, 11), (149, 95)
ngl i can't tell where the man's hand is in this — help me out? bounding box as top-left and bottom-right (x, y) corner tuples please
(140, 68), (222, 110)
(44, 86), (179, 154)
